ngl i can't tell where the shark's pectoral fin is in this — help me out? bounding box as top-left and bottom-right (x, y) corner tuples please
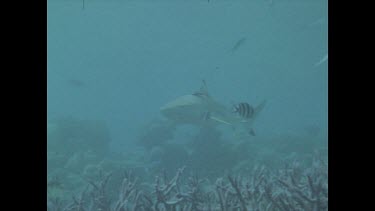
(209, 115), (232, 125)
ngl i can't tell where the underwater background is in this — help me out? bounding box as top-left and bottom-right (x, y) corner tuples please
(47, 0), (328, 210)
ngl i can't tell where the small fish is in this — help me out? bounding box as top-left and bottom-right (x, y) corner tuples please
(231, 37), (247, 52)
(314, 54), (328, 67)
(233, 102), (254, 119)
(67, 79), (85, 88)
(308, 18), (327, 28)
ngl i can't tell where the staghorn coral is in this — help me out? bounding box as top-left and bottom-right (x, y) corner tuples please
(48, 154), (327, 211)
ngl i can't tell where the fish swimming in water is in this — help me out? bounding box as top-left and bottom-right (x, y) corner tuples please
(67, 79), (85, 88)
(314, 53), (328, 67)
(233, 102), (255, 119)
(230, 37), (247, 52)
(160, 80), (266, 138)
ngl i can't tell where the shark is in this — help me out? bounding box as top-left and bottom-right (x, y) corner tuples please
(160, 80), (266, 138)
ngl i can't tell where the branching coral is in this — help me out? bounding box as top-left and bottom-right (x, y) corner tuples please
(47, 154), (328, 211)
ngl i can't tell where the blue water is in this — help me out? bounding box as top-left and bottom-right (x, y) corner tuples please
(48, 0), (327, 151)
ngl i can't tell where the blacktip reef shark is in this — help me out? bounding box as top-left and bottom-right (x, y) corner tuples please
(160, 80), (266, 138)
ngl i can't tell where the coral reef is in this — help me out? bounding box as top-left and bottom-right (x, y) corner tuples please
(47, 117), (327, 211)
(47, 154), (327, 211)
(136, 118), (328, 178)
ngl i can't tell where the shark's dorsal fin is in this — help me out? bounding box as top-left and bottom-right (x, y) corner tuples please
(193, 80), (209, 97)
(199, 79), (208, 95)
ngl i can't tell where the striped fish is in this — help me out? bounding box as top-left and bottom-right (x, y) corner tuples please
(233, 102), (254, 119)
